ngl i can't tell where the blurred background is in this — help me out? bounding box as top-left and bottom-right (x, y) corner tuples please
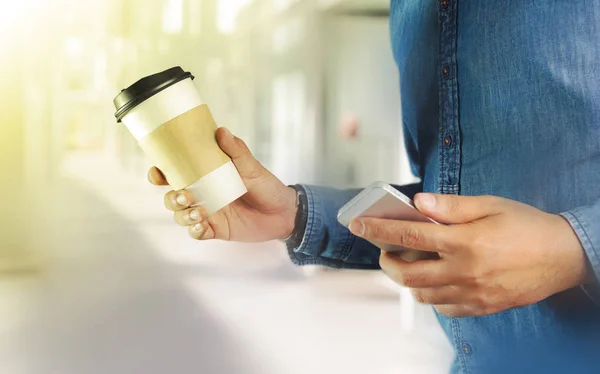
(0, 0), (453, 373)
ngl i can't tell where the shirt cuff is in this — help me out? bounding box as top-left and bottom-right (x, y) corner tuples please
(561, 207), (600, 280)
(561, 201), (600, 303)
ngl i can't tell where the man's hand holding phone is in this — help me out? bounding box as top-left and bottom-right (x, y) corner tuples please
(148, 129), (589, 319)
(348, 194), (589, 317)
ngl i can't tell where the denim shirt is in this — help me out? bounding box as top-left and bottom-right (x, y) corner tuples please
(287, 1), (600, 372)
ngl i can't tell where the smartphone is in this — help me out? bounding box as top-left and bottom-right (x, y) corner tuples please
(337, 181), (440, 262)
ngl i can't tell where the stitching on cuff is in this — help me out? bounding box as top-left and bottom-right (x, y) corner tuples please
(293, 185), (319, 256)
(562, 211), (600, 274)
(340, 229), (355, 261)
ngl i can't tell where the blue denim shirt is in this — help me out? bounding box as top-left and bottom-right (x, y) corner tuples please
(288, 1), (600, 372)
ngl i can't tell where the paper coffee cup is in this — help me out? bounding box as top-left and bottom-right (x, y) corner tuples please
(113, 67), (247, 214)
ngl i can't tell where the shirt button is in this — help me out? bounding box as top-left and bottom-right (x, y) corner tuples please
(442, 66), (450, 78)
(440, 0), (449, 10)
(444, 135), (453, 147)
(463, 343), (472, 355)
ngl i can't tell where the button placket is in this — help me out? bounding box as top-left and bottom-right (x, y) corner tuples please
(444, 135), (453, 147)
(439, 0), (467, 371)
(463, 342), (472, 355)
(442, 66), (450, 78)
(437, 0), (461, 196)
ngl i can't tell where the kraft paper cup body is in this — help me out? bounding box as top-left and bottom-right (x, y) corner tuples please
(121, 78), (247, 214)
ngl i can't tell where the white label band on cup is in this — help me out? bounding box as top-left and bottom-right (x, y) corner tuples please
(121, 78), (203, 140)
(186, 161), (248, 214)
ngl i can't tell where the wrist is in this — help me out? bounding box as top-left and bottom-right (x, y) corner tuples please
(281, 186), (299, 240)
(281, 185), (309, 245)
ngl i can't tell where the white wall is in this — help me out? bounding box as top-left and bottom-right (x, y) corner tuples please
(321, 15), (415, 188)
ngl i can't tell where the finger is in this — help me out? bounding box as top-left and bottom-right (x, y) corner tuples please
(411, 286), (464, 305)
(164, 189), (196, 211)
(174, 207), (207, 226)
(379, 252), (455, 288)
(350, 218), (459, 253)
(413, 193), (504, 224)
(215, 127), (262, 178)
(434, 304), (481, 318)
(148, 167), (168, 186)
(189, 221), (216, 240)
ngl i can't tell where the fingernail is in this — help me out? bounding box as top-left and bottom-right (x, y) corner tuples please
(418, 193), (436, 209)
(193, 223), (203, 232)
(349, 220), (365, 236)
(189, 209), (199, 221)
(176, 193), (188, 206)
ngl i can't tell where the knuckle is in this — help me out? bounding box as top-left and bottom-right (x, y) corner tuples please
(174, 211), (189, 226)
(412, 289), (427, 304)
(400, 272), (420, 288)
(458, 261), (480, 284)
(412, 289), (436, 304)
(188, 224), (206, 240)
(471, 293), (490, 311)
(460, 304), (480, 317)
(367, 222), (383, 240)
(478, 288), (504, 311)
(474, 266), (491, 285)
(435, 305), (455, 317)
(472, 303), (494, 317)
(464, 269), (485, 287)
(433, 233), (452, 251)
(164, 191), (178, 210)
(173, 212), (182, 225)
(190, 230), (203, 240)
(433, 305), (445, 315)
(378, 252), (390, 270)
(399, 226), (422, 248)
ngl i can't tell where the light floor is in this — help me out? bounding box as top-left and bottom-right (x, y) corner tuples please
(0, 151), (453, 374)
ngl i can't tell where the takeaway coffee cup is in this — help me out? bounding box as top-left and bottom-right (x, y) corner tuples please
(113, 66), (247, 214)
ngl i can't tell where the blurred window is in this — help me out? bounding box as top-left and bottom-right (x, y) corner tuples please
(274, 0), (301, 11)
(272, 18), (304, 54)
(271, 72), (305, 184)
(162, 0), (183, 34)
(189, 0), (202, 36)
(217, 0), (252, 34)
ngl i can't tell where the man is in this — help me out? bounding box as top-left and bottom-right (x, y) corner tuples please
(149, 1), (600, 372)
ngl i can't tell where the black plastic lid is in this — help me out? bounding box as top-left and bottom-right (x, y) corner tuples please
(113, 66), (194, 122)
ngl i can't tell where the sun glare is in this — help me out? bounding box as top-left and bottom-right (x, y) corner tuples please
(0, 0), (29, 32)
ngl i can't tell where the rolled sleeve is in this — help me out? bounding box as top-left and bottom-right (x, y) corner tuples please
(286, 183), (422, 270)
(561, 199), (600, 303)
(561, 201), (600, 280)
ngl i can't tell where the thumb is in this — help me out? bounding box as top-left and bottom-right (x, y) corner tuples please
(216, 127), (262, 178)
(413, 193), (502, 224)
